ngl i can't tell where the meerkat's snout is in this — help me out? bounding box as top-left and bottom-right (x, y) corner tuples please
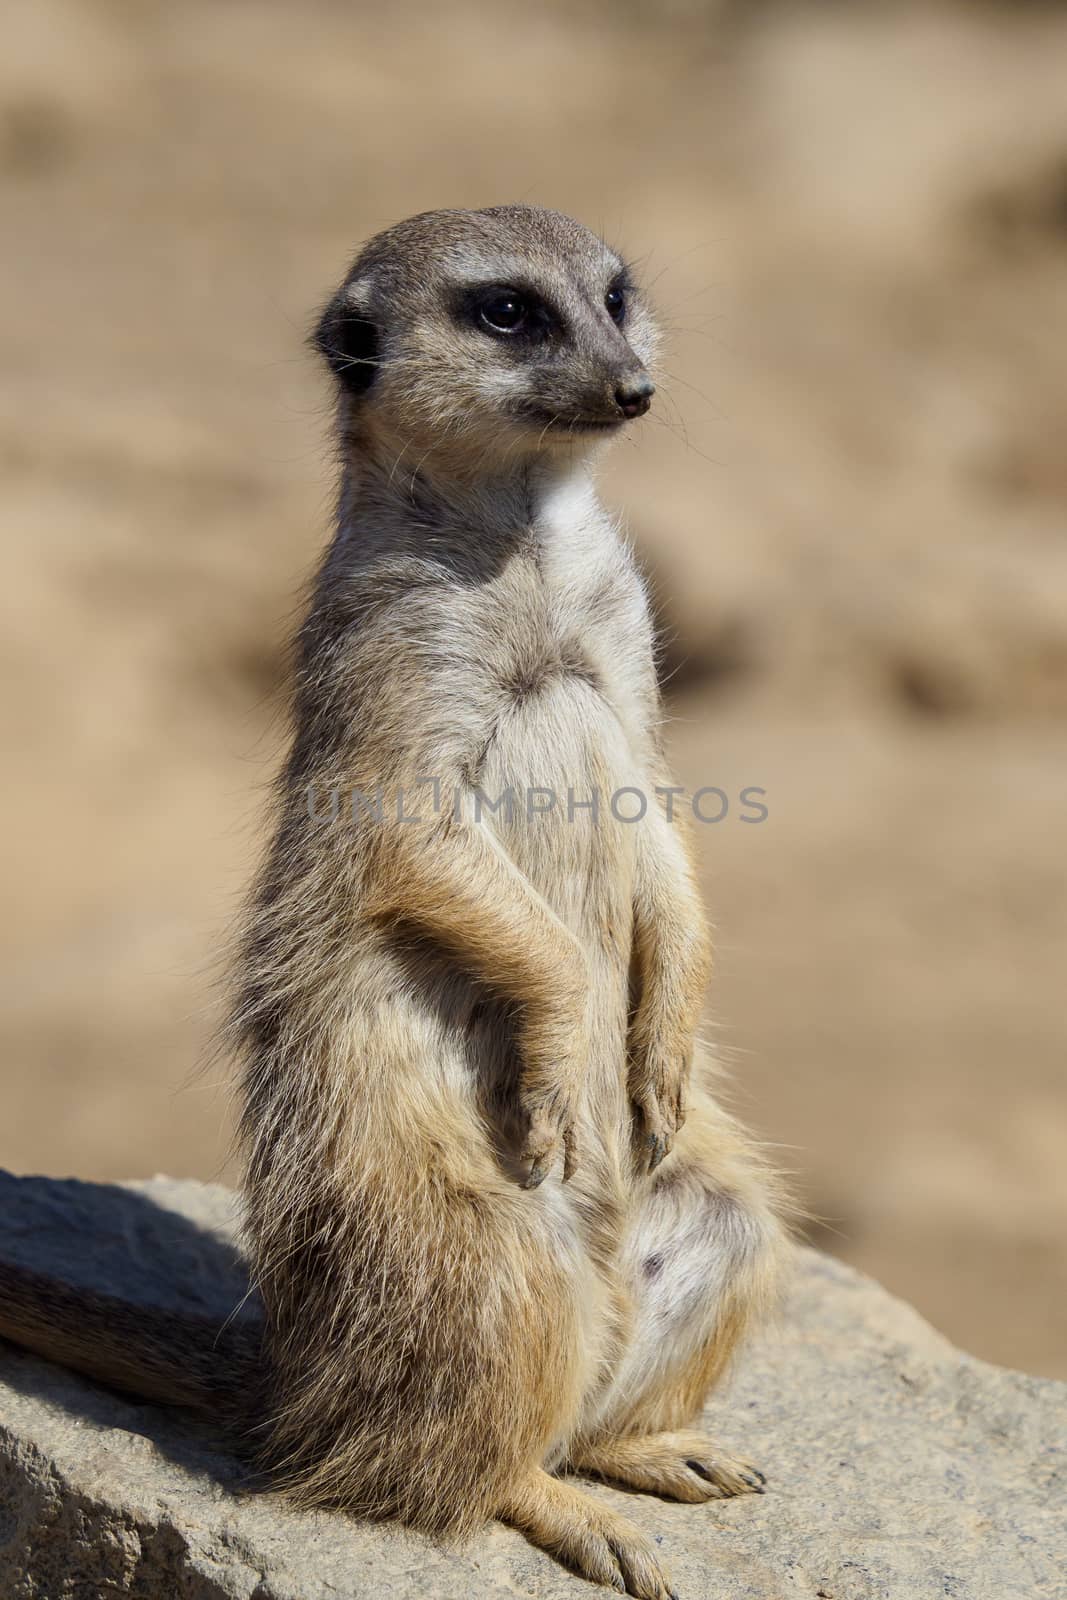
(614, 372), (655, 420)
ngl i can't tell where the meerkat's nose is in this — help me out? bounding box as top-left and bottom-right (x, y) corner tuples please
(614, 373), (655, 419)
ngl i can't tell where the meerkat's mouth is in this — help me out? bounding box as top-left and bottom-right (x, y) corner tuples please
(524, 408), (626, 435)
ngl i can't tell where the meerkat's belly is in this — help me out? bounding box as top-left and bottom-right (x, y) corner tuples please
(477, 671), (641, 1215)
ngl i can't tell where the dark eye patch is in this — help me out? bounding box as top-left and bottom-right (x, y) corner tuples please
(454, 283), (557, 345)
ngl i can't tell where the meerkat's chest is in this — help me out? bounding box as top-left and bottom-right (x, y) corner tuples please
(471, 571), (656, 934)
(476, 557), (655, 782)
(477, 664), (644, 938)
(483, 515), (656, 755)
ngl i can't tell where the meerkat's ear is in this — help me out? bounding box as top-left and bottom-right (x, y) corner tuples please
(313, 281), (379, 397)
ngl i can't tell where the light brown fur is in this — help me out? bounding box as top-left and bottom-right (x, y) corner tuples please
(233, 207), (787, 1594)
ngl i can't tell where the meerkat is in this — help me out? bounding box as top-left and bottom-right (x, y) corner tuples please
(0, 206), (786, 1599)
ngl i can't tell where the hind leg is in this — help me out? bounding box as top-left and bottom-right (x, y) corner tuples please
(569, 1085), (786, 1502)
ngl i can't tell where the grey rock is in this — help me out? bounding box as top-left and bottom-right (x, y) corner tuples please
(0, 1173), (1063, 1599)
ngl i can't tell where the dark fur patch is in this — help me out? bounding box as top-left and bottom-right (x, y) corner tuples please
(501, 657), (551, 704)
(558, 640), (601, 692)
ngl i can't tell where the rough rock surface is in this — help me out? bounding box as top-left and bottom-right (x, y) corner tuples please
(0, 1174), (1062, 1600)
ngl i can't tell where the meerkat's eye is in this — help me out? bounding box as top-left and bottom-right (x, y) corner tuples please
(478, 291), (529, 334)
(604, 286), (626, 325)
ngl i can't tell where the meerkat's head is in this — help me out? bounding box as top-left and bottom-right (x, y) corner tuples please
(314, 205), (659, 472)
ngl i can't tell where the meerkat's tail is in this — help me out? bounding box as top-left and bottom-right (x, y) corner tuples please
(0, 1258), (262, 1435)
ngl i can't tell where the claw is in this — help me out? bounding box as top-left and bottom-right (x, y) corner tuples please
(647, 1132), (669, 1173)
(523, 1161), (547, 1190)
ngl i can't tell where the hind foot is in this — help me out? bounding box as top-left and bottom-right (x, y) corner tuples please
(573, 1430), (766, 1504)
(500, 1467), (676, 1598)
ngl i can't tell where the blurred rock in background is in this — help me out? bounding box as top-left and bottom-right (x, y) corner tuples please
(2, 0), (1065, 1376)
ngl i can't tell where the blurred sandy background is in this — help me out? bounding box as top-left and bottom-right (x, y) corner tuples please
(2, 0), (1066, 1378)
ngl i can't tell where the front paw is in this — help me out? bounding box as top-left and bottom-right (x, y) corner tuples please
(519, 1088), (579, 1189)
(629, 1049), (687, 1175)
